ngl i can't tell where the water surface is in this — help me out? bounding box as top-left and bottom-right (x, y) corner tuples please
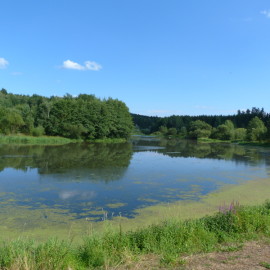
(0, 138), (270, 228)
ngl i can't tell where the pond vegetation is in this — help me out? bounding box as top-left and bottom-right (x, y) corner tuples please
(0, 138), (270, 243)
(0, 201), (270, 269)
(1, 89), (270, 268)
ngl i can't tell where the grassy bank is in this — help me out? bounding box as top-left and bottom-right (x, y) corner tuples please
(0, 135), (81, 145)
(237, 141), (270, 147)
(198, 137), (231, 143)
(88, 138), (127, 143)
(1, 201), (270, 269)
(0, 135), (128, 145)
(198, 137), (270, 147)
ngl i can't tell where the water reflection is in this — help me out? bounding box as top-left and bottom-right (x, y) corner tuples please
(0, 138), (269, 222)
(0, 143), (133, 182)
(133, 138), (270, 167)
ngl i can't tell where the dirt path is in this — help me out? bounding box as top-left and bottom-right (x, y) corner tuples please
(113, 240), (270, 270)
(184, 240), (270, 270)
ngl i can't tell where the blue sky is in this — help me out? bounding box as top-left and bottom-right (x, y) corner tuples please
(1, 0), (270, 116)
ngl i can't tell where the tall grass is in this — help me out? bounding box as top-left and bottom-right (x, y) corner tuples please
(0, 135), (127, 145)
(1, 201), (270, 269)
(0, 135), (80, 145)
(87, 138), (127, 143)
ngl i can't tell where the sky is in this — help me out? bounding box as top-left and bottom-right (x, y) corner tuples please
(1, 0), (270, 117)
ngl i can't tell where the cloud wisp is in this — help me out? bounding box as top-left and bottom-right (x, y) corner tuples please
(0, 58), (9, 69)
(62, 59), (102, 71)
(261, 10), (270, 18)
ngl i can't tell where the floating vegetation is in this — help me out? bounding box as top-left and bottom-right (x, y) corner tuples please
(0, 201), (270, 269)
(0, 139), (270, 243)
(106, 202), (127, 208)
(138, 198), (159, 203)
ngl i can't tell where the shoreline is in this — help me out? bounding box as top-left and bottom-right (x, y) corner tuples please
(0, 175), (269, 242)
(0, 198), (269, 269)
(0, 134), (128, 145)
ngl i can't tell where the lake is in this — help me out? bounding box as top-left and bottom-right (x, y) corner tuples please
(0, 137), (270, 238)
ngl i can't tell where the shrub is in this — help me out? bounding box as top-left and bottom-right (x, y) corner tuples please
(31, 126), (45, 137)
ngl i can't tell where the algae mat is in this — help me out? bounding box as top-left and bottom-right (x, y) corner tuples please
(0, 175), (269, 242)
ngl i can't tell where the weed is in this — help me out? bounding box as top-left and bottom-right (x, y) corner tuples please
(260, 261), (270, 269)
(219, 243), (243, 252)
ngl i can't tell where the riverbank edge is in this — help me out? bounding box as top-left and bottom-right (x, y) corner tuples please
(0, 134), (128, 145)
(198, 137), (270, 146)
(1, 201), (270, 269)
(146, 134), (270, 147)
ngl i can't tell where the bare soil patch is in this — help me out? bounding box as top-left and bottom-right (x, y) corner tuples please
(184, 240), (270, 270)
(113, 240), (270, 270)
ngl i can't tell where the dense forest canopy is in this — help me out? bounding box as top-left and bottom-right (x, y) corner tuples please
(0, 89), (133, 140)
(132, 107), (270, 141)
(1, 88), (269, 142)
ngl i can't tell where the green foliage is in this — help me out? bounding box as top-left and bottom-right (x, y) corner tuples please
(0, 109), (25, 134)
(188, 120), (212, 139)
(0, 239), (80, 270)
(167, 127), (177, 136)
(212, 120), (235, 140)
(0, 90), (133, 140)
(159, 125), (168, 134)
(260, 262), (270, 269)
(132, 107), (270, 141)
(0, 88), (8, 95)
(234, 128), (247, 140)
(31, 126), (45, 137)
(0, 135), (78, 145)
(212, 124), (230, 140)
(78, 237), (106, 268)
(247, 116), (267, 141)
(0, 202), (270, 269)
(105, 98), (134, 139)
(179, 126), (188, 138)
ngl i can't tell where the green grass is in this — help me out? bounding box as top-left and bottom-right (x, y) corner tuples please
(198, 137), (231, 143)
(260, 262), (270, 269)
(0, 135), (129, 145)
(0, 135), (80, 145)
(237, 141), (270, 147)
(1, 201), (270, 269)
(88, 138), (127, 143)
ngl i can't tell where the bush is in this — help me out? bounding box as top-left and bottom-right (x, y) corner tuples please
(31, 126), (45, 137)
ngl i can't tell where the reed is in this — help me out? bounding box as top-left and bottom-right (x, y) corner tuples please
(0, 135), (81, 145)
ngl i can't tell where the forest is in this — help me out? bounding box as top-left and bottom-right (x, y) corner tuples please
(0, 89), (133, 140)
(132, 107), (270, 141)
(1, 88), (269, 143)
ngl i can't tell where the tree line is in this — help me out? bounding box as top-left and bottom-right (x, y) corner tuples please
(0, 89), (133, 140)
(132, 107), (270, 141)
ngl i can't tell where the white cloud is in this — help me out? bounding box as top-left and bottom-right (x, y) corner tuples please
(62, 59), (102, 71)
(261, 10), (270, 18)
(62, 60), (85, 70)
(85, 61), (102, 71)
(0, 58), (9, 69)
